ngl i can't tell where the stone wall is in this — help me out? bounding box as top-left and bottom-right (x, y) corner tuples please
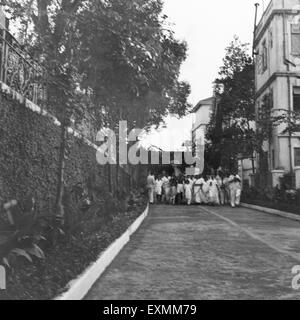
(0, 86), (139, 217)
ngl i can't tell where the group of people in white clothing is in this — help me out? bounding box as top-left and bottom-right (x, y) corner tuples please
(146, 171), (242, 208)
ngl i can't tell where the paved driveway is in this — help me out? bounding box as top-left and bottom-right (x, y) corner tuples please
(85, 205), (300, 300)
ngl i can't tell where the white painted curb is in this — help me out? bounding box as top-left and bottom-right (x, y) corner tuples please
(241, 203), (300, 222)
(55, 204), (149, 300)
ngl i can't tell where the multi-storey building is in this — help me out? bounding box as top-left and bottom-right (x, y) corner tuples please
(190, 97), (214, 175)
(191, 97), (214, 154)
(191, 96), (255, 184)
(254, 0), (300, 188)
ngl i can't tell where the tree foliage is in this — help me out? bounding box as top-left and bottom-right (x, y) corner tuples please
(2, 0), (190, 129)
(1, 0), (190, 222)
(206, 37), (255, 173)
(205, 36), (299, 175)
(75, 0), (190, 130)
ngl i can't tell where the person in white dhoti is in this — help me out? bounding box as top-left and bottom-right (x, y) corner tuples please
(194, 175), (208, 204)
(161, 174), (170, 204)
(193, 176), (202, 204)
(228, 174), (242, 208)
(207, 176), (220, 206)
(146, 172), (155, 204)
(155, 175), (163, 203)
(169, 175), (177, 205)
(202, 178), (210, 202)
(184, 179), (192, 205)
(228, 174), (235, 205)
(192, 176), (197, 202)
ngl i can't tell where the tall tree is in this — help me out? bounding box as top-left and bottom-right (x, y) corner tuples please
(2, 0), (190, 221)
(2, 0), (88, 224)
(76, 0), (190, 131)
(206, 36), (300, 176)
(206, 37), (256, 173)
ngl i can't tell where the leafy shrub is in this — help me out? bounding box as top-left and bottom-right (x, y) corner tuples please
(0, 197), (46, 271)
(242, 185), (300, 207)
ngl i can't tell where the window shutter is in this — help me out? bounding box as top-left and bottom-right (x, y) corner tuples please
(295, 148), (300, 167)
(291, 24), (300, 55)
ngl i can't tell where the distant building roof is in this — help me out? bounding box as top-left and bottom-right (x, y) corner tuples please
(192, 96), (214, 113)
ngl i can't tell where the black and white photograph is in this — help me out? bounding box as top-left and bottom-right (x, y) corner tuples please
(0, 0), (300, 305)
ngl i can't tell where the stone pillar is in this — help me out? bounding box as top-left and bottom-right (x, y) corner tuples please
(271, 170), (285, 188)
(295, 167), (300, 189)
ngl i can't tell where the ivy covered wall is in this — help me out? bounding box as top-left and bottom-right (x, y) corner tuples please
(0, 91), (109, 216)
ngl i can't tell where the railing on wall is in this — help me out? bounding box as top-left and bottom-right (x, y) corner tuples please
(0, 25), (145, 197)
(0, 27), (47, 105)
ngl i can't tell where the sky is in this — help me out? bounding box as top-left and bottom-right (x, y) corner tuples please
(142, 0), (268, 151)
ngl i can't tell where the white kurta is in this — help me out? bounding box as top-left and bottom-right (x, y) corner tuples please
(162, 176), (170, 200)
(147, 175), (155, 203)
(229, 175), (242, 207)
(155, 180), (163, 195)
(184, 183), (192, 205)
(194, 178), (207, 204)
(207, 179), (220, 205)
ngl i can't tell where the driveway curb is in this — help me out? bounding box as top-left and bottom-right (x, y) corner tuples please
(241, 203), (300, 222)
(54, 204), (149, 300)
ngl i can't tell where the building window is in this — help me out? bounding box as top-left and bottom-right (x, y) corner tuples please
(293, 87), (300, 112)
(295, 148), (300, 167)
(262, 41), (268, 72)
(291, 23), (300, 56)
(255, 50), (261, 74)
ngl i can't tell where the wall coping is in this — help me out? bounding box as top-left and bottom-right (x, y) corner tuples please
(0, 81), (101, 153)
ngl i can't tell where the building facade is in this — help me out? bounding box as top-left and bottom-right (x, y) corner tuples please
(190, 97), (214, 175)
(191, 97), (214, 154)
(254, 0), (300, 188)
